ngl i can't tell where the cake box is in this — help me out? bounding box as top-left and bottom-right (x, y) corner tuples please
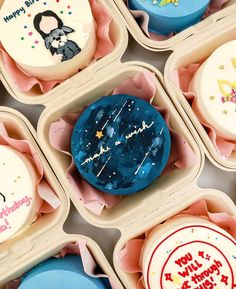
(113, 188), (236, 289)
(108, 0), (236, 51)
(164, 14), (236, 171)
(34, 51), (236, 288)
(0, 0), (129, 105)
(37, 60), (203, 228)
(0, 106), (124, 289)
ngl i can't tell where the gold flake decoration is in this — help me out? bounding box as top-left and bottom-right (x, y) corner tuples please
(159, 0), (179, 7)
(231, 58), (236, 69)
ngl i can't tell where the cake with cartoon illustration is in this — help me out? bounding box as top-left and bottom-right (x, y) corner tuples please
(0, 145), (38, 243)
(0, 0), (96, 80)
(128, 0), (210, 35)
(191, 40), (236, 141)
(141, 215), (236, 289)
(19, 255), (111, 289)
(71, 94), (171, 196)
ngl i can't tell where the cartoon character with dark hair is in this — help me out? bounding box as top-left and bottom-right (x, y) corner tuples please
(34, 10), (81, 63)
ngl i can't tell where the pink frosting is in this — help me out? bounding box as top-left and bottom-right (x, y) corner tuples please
(0, 122), (61, 215)
(117, 199), (236, 289)
(0, 0), (114, 94)
(5, 239), (118, 289)
(125, 0), (230, 41)
(172, 63), (236, 158)
(49, 71), (197, 215)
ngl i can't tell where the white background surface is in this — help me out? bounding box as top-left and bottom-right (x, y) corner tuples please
(0, 35), (235, 266)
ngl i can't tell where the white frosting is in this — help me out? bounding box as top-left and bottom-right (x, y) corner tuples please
(0, 145), (37, 243)
(141, 216), (236, 289)
(0, 0), (96, 80)
(191, 40), (236, 140)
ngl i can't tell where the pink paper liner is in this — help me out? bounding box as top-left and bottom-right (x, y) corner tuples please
(0, 0), (114, 95)
(125, 0), (229, 41)
(5, 240), (117, 289)
(0, 122), (61, 215)
(171, 62), (236, 158)
(117, 199), (236, 289)
(49, 71), (197, 215)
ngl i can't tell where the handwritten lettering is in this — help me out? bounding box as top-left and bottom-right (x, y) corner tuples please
(81, 145), (111, 166)
(0, 195), (33, 235)
(178, 261), (203, 277)
(191, 260), (222, 284)
(81, 120), (155, 166)
(175, 253), (193, 267)
(125, 121), (154, 140)
(0, 195), (33, 219)
(3, 0), (40, 23)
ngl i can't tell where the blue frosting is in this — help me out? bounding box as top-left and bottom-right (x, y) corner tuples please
(71, 94), (171, 196)
(19, 255), (111, 289)
(128, 0), (210, 35)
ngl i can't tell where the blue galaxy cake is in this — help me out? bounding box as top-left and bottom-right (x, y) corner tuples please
(71, 94), (171, 196)
(19, 255), (111, 289)
(128, 0), (210, 35)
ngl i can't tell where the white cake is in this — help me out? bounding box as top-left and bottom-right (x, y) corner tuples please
(0, 145), (38, 243)
(141, 215), (236, 289)
(191, 40), (236, 141)
(0, 0), (96, 81)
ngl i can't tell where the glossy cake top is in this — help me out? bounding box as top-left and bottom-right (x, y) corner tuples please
(71, 94), (171, 196)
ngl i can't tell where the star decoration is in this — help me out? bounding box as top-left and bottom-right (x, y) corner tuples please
(198, 251), (205, 259)
(96, 131), (104, 139)
(205, 254), (211, 261)
(165, 273), (173, 282)
(221, 275), (229, 285)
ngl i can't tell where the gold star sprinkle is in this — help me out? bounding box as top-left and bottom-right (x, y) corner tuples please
(96, 131), (104, 139)
(209, 95), (215, 100)
(231, 58), (236, 69)
(218, 65), (224, 70)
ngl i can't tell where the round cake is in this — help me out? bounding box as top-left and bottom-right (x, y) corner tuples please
(128, 0), (210, 35)
(0, 145), (38, 243)
(19, 255), (111, 289)
(141, 215), (236, 289)
(191, 40), (236, 141)
(0, 0), (96, 81)
(71, 94), (171, 196)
